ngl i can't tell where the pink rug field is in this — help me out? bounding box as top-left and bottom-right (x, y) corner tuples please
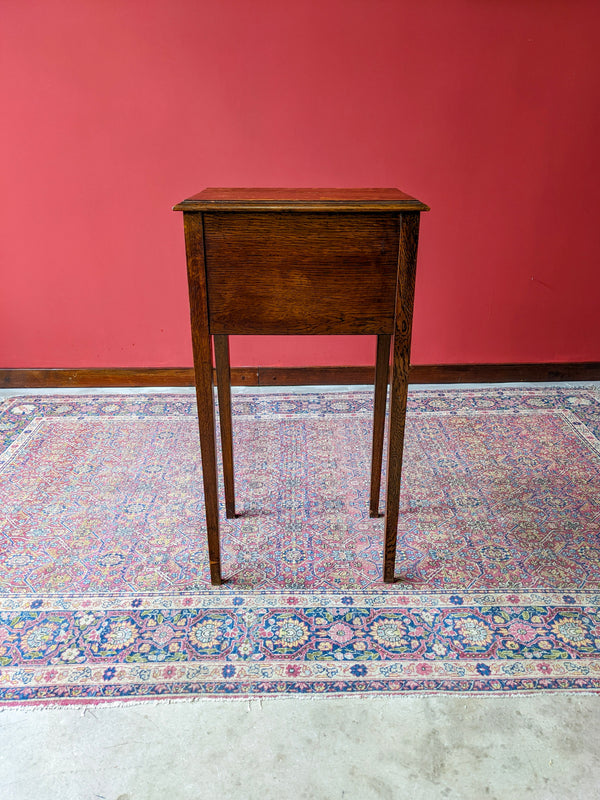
(1, 386), (599, 703)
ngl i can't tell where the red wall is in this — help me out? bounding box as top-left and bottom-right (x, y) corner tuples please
(2, 0), (599, 369)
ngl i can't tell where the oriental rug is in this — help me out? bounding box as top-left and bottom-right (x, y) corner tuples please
(1, 386), (600, 705)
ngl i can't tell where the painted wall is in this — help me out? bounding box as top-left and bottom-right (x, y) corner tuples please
(2, 0), (599, 369)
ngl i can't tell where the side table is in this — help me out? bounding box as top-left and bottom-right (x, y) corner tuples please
(173, 188), (429, 585)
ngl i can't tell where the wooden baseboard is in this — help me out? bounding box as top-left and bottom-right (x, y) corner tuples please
(410, 362), (600, 384)
(1, 363), (599, 389)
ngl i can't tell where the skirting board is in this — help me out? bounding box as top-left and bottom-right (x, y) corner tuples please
(1, 363), (600, 388)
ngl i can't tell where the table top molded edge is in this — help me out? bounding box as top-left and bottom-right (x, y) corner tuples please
(173, 188), (429, 213)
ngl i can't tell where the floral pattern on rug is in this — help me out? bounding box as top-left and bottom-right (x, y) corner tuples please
(1, 387), (600, 701)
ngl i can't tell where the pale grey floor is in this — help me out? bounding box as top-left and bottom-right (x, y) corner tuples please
(1, 383), (599, 799)
(2, 694), (600, 800)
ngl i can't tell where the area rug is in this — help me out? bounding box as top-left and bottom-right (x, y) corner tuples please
(1, 385), (600, 704)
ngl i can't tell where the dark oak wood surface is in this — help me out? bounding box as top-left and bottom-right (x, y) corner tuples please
(174, 187), (429, 213)
(204, 212), (399, 335)
(174, 188), (429, 584)
(370, 334), (391, 518)
(183, 213), (222, 585)
(383, 212), (420, 583)
(214, 335), (236, 519)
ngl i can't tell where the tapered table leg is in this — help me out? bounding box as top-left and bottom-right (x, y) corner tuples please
(383, 212), (420, 583)
(214, 334), (236, 518)
(370, 334), (391, 517)
(184, 213), (222, 585)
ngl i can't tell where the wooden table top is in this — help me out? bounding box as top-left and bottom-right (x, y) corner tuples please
(173, 187), (429, 213)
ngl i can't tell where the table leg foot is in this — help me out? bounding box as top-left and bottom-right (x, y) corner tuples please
(209, 563), (223, 585)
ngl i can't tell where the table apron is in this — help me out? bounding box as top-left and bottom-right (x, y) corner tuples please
(202, 211), (401, 336)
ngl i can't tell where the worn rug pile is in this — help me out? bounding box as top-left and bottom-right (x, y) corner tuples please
(1, 386), (600, 704)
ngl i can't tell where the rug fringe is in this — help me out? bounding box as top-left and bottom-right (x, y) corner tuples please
(2, 688), (600, 713)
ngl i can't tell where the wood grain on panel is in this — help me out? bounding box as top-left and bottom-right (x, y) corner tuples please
(204, 212), (399, 335)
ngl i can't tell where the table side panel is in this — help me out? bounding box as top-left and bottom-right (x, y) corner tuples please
(203, 212), (400, 335)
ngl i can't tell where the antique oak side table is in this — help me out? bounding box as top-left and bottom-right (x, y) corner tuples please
(174, 188), (429, 586)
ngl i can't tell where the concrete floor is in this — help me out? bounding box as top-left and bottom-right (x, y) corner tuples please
(2, 384), (600, 799)
(1, 694), (600, 799)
